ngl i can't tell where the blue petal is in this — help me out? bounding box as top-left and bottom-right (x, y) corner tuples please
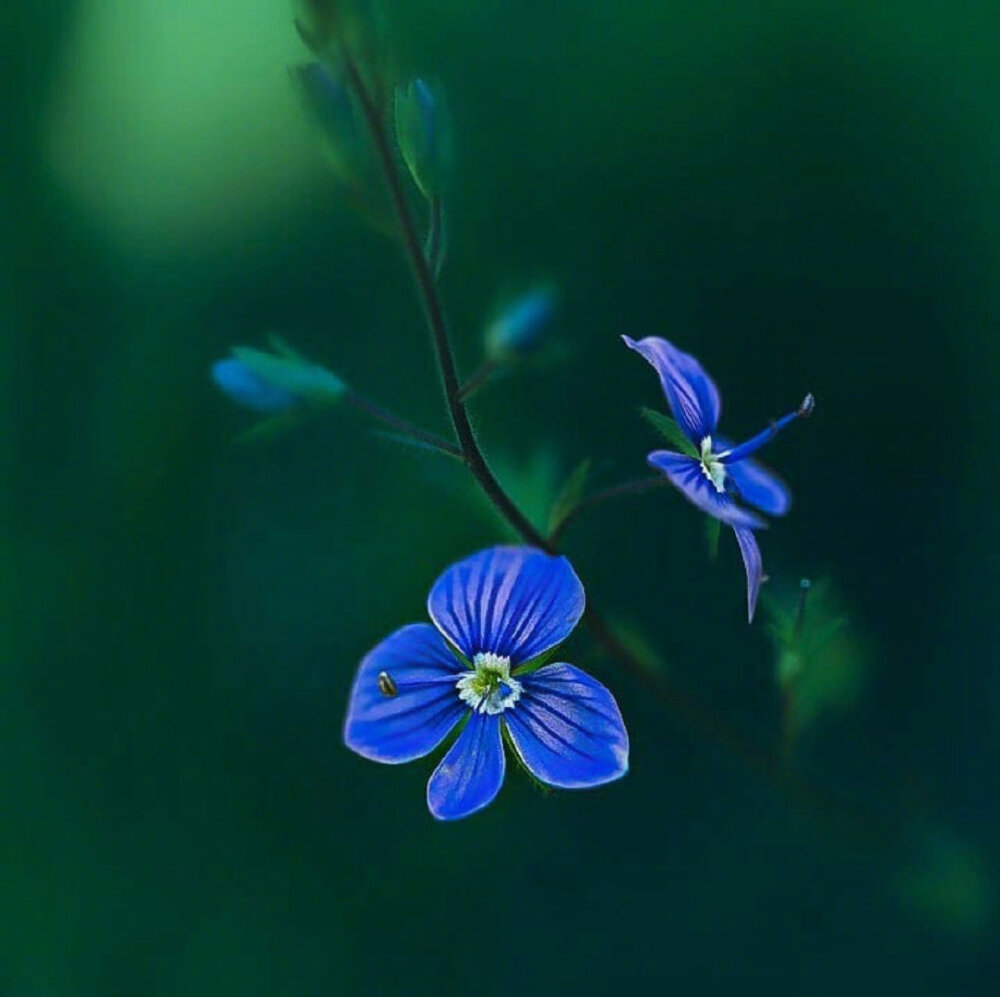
(623, 335), (721, 443)
(343, 624), (466, 763)
(504, 663), (629, 789)
(733, 525), (763, 623)
(715, 436), (791, 517)
(426, 711), (505, 820)
(427, 546), (585, 664)
(648, 450), (766, 529)
(211, 358), (299, 413)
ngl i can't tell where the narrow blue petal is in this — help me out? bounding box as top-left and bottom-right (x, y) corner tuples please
(427, 546), (585, 664)
(623, 335), (721, 442)
(718, 408), (801, 465)
(648, 450), (766, 529)
(426, 712), (505, 820)
(211, 358), (299, 413)
(343, 624), (465, 763)
(504, 663), (629, 789)
(715, 436), (791, 516)
(733, 525), (763, 623)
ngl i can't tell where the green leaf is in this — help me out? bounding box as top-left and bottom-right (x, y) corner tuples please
(640, 407), (698, 457)
(501, 724), (553, 795)
(705, 516), (721, 560)
(235, 412), (306, 444)
(231, 345), (346, 403)
(266, 333), (309, 363)
(547, 458), (591, 536)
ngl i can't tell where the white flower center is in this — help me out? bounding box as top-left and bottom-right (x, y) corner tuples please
(456, 652), (522, 715)
(699, 436), (727, 493)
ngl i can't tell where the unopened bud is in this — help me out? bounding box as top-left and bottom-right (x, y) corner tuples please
(484, 285), (558, 361)
(394, 78), (450, 198)
(212, 341), (346, 413)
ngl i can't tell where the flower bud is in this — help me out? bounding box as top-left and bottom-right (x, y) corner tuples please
(394, 78), (450, 199)
(291, 63), (366, 184)
(485, 285), (558, 361)
(212, 342), (346, 413)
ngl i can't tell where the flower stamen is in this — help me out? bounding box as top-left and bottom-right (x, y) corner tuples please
(457, 652), (522, 715)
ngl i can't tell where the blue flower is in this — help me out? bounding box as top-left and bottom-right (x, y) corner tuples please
(343, 546), (630, 820)
(624, 335), (813, 622)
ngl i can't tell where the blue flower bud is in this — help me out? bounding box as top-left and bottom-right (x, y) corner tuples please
(212, 359), (298, 413)
(291, 63), (366, 184)
(211, 342), (346, 413)
(394, 77), (450, 198)
(485, 285), (558, 361)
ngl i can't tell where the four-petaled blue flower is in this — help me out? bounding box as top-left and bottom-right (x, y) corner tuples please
(343, 546), (630, 820)
(624, 335), (813, 622)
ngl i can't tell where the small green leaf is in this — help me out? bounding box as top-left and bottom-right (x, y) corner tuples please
(705, 516), (721, 560)
(266, 333), (309, 363)
(231, 345), (346, 403)
(501, 724), (553, 795)
(640, 407), (698, 456)
(547, 458), (591, 536)
(235, 412), (306, 444)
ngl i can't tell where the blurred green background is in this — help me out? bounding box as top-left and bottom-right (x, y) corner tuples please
(4, 0), (999, 992)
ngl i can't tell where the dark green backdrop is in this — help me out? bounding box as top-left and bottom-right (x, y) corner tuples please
(4, 0), (998, 993)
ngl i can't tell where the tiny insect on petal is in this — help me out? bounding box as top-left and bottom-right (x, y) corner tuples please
(377, 670), (398, 697)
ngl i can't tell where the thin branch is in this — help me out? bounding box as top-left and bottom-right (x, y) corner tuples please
(458, 358), (500, 402)
(344, 390), (462, 459)
(549, 475), (669, 543)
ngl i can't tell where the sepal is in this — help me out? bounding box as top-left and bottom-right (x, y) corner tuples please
(394, 77), (451, 199)
(547, 458), (591, 538)
(640, 407), (699, 457)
